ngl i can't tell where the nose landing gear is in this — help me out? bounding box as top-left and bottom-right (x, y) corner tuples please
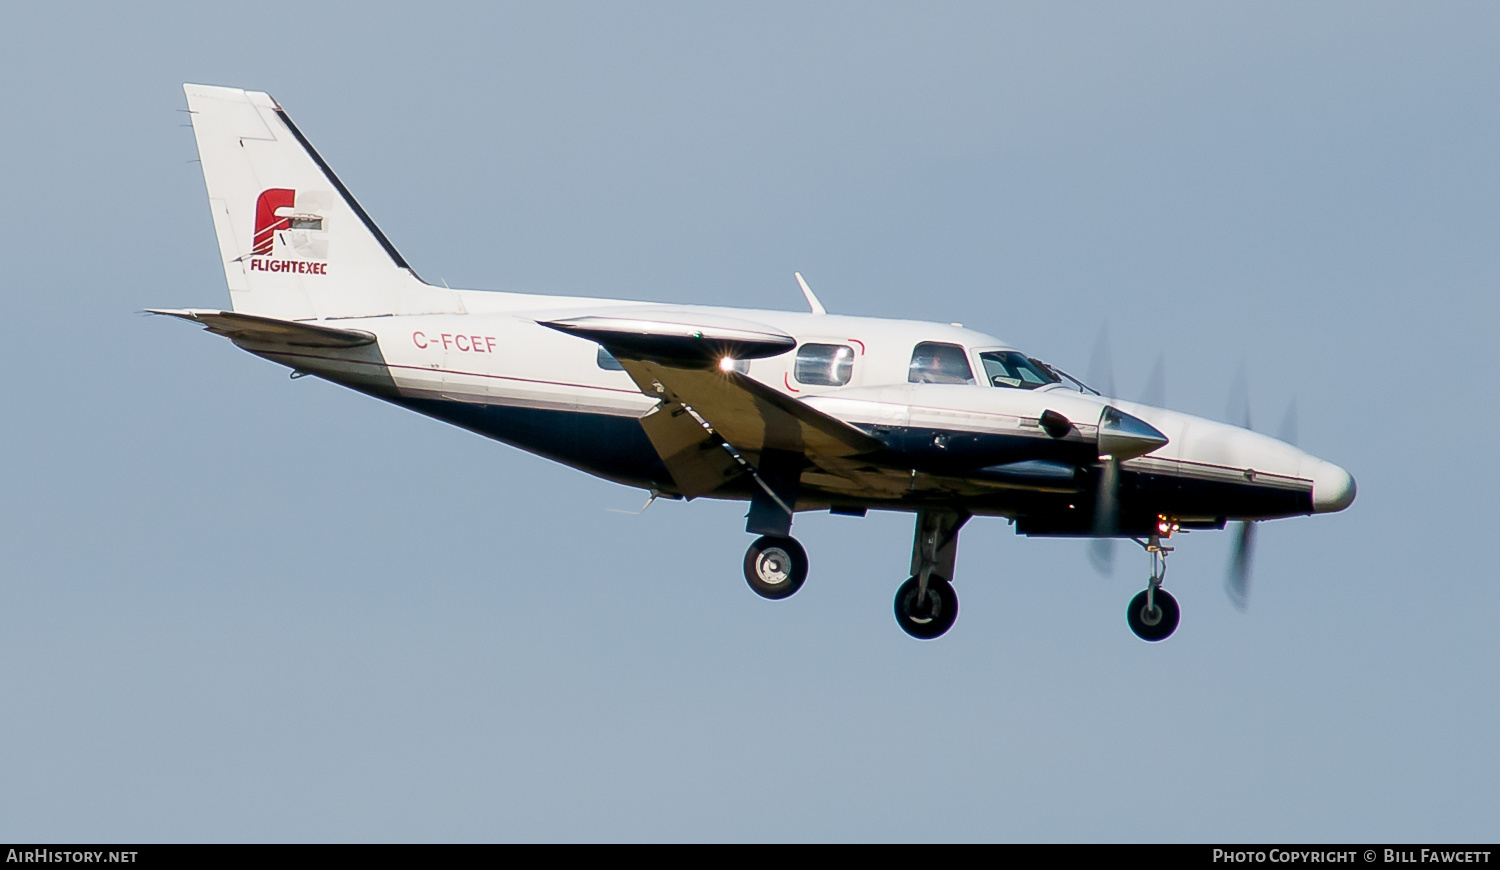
(1127, 586), (1180, 641)
(1126, 532), (1181, 641)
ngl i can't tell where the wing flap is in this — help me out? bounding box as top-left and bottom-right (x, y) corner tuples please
(637, 400), (745, 498)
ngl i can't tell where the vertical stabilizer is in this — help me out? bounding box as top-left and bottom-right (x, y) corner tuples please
(183, 84), (462, 319)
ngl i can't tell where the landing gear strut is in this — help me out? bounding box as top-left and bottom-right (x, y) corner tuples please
(743, 535), (808, 599)
(740, 449), (808, 600)
(1126, 532), (1181, 641)
(894, 510), (968, 640)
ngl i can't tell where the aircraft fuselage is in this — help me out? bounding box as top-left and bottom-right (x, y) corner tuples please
(162, 82), (1356, 641)
(231, 296), (1354, 536)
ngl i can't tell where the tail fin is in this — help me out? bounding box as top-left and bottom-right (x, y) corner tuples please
(183, 84), (461, 319)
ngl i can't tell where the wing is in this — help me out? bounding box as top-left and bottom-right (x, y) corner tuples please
(541, 313), (884, 498)
(634, 398), (744, 499)
(542, 313), (880, 456)
(621, 360), (883, 457)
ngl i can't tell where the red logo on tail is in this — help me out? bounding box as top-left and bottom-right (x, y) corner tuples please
(252, 188), (295, 256)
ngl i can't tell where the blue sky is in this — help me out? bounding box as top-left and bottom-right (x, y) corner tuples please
(0, 2), (1496, 841)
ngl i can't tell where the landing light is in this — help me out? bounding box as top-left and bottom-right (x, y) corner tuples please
(719, 357), (736, 372)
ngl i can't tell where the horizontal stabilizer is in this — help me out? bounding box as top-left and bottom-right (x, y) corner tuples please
(147, 309), (376, 348)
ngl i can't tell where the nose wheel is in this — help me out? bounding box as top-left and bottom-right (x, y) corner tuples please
(743, 535), (808, 599)
(1127, 586), (1180, 641)
(1126, 533), (1180, 641)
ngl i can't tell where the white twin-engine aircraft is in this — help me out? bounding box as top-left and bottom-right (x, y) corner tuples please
(155, 84), (1356, 641)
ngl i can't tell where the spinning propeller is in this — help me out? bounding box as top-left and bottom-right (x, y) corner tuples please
(1085, 329), (1168, 577)
(1223, 371), (1299, 611)
(1086, 331), (1120, 574)
(1082, 334), (1296, 612)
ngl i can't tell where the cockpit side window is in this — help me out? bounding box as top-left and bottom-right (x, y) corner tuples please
(908, 342), (976, 385)
(979, 350), (1059, 390)
(795, 343), (854, 386)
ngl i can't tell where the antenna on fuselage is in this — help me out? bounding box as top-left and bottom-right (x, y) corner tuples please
(794, 272), (827, 315)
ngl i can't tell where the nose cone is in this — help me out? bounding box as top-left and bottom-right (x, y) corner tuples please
(1097, 406), (1169, 461)
(1310, 461), (1357, 513)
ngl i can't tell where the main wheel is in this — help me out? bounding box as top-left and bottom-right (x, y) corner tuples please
(743, 535), (808, 600)
(1127, 587), (1180, 641)
(893, 575), (959, 640)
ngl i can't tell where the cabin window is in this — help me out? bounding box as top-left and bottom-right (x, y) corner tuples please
(289, 215), (323, 230)
(794, 343), (854, 386)
(908, 342), (975, 385)
(597, 347), (625, 371)
(979, 350), (1058, 390)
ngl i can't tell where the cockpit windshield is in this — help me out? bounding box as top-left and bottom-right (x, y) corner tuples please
(979, 350), (1098, 395)
(1040, 362), (1099, 395)
(979, 351), (1054, 389)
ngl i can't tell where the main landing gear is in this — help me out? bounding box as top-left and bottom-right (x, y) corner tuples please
(893, 510), (968, 640)
(740, 488), (971, 640)
(741, 450), (810, 601)
(743, 535), (808, 600)
(894, 575), (958, 640)
(1126, 531), (1181, 642)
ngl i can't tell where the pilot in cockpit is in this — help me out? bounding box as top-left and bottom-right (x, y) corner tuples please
(908, 342), (977, 386)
